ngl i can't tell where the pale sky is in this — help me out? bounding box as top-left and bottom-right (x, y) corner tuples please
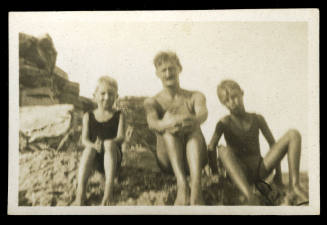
(13, 12), (310, 172)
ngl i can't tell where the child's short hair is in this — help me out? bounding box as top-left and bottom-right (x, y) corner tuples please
(217, 80), (242, 104)
(94, 76), (118, 95)
(153, 51), (183, 71)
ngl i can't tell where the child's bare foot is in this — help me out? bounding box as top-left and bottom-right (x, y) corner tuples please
(247, 194), (261, 205)
(174, 186), (190, 205)
(288, 185), (308, 205)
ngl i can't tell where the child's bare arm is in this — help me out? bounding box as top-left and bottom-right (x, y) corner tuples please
(257, 114), (283, 183)
(208, 121), (224, 151)
(113, 112), (125, 145)
(207, 121), (224, 174)
(257, 114), (275, 146)
(81, 113), (99, 150)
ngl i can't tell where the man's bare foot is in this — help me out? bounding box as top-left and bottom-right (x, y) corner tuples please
(174, 186), (190, 205)
(101, 197), (114, 206)
(72, 197), (85, 206)
(191, 195), (205, 205)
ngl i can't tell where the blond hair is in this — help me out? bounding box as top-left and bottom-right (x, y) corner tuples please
(94, 76), (118, 95)
(217, 80), (242, 104)
(153, 51), (182, 71)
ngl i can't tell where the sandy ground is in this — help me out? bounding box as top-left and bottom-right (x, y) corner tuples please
(19, 146), (309, 206)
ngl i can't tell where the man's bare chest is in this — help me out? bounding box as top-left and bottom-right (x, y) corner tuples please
(156, 94), (194, 115)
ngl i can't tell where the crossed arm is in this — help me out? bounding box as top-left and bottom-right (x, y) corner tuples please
(144, 98), (168, 133)
(192, 92), (208, 127)
(144, 92), (208, 134)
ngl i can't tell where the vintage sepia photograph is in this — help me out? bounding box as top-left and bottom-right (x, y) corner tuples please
(8, 10), (319, 215)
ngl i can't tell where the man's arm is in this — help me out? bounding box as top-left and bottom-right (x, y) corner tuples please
(192, 92), (208, 126)
(144, 97), (180, 133)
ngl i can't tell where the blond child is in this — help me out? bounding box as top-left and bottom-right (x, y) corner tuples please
(75, 76), (125, 206)
(208, 80), (308, 205)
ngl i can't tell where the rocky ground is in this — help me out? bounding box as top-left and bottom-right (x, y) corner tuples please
(19, 144), (309, 206)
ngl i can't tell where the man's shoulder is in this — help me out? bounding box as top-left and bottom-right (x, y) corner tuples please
(220, 115), (231, 125)
(181, 89), (205, 99)
(144, 94), (163, 108)
(143, 96), (156, 106)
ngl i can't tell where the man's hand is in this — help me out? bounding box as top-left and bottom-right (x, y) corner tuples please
(162, 111), (183, 134)
(181, 116), (198, 132)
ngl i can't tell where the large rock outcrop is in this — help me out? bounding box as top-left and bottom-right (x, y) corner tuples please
(19, 33), (57, 75)
(19, 32), (82, 110)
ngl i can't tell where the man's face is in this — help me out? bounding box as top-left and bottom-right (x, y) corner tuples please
(155, 61), (181, 88)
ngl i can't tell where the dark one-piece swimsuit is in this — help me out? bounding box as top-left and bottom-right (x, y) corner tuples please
(88, 110), (122, 173)
(220, 113), (264, 184)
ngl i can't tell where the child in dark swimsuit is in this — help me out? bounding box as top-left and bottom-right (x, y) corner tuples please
(75, 76), (125, 206)
(208, 80), (308, 205)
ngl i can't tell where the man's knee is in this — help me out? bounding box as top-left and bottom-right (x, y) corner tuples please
(287, 129), (301, 142)
(162, 132), (183, 151)
(162, 131), (177, 141)
(218, 145), (229, 156)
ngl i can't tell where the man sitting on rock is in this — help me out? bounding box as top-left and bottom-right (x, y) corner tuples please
(144, 51), (208, 205)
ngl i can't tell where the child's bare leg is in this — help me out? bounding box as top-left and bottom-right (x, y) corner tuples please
(218, 146), (259, 205)
(162, 132), (190, 205)
(258, 129), (308, 203)
(273, 163), (284, 188)
(101, 140), (118, 206)
(75, 147), (96, 205)
(186, 130), (207, 205)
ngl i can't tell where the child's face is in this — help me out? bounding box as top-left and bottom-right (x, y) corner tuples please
(156, 61), (181, 88)
(223, 89), (245, 115)
(94, 83), (117, 109)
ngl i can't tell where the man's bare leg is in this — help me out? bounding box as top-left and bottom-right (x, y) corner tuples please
(162, 132), (190, 205)
(75, 147), (96, 205)
(186, 130), (207, 205)
(102, 140), (119, 206)
(218, 146), (260, 205)
(258, 129), (308, 204)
